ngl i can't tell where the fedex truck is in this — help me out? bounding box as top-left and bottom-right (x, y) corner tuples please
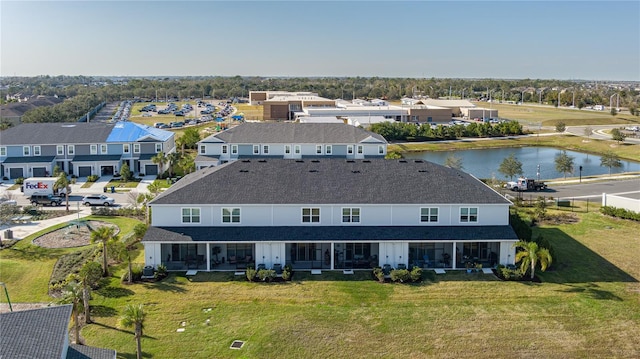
(22, 177), (71, 196)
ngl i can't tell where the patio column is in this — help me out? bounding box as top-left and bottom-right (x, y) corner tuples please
(330, 242), (335, 270)
(206, 243), (210, 271)
(452, 241), (457, 269)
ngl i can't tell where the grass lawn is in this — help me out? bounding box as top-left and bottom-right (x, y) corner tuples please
(389, 134), (640, 162)
(41, 211), (640, 358)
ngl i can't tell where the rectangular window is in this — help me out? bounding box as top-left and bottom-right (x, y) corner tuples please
(123, 144), (130, 154)
(222, 208), (240, 223)
(68, 145), (75, 155)
(133, 143), (140, 153)
(347, 145), (354, 155)
(182, 208), (201, 223)
(342, 208), (360, 223)
(222, 145), (228, 154)
(263, 145), (269, 154)
(231, 145), (238, 154)
(0, 147), (6, 156)
(253, 145), (259, 154)
(56, 145), (64, 156)
(33, 146), (41, 156)
(23, 146), (30, 156)
(199, 145), (206, 154)
(284, 145), (291, 154)
(420, 208), (439, 222)
(294, 145), (301, 154)
(357, 145), (363, 154)
(316, 145), (322, 154)
(378, 145), (385, 155)
(90, 144), (98, 154)
(460, 207), (478, 223)
(155, 143), (162, 153)
(302, 208), (320, 223)
(100, 144), (108, 154)
(325, 145), (332, 155)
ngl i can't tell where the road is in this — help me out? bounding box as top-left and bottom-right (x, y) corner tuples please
(503, 178), (640, 200)
(565, 125), (640, 144)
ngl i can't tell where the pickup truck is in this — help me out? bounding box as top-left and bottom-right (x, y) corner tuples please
(506, 177), (548, 191)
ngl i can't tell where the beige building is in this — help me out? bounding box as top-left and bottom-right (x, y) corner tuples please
(262, 94), (336, 121)
(461, 107), (499, 120)
(249, 91), (320, 105)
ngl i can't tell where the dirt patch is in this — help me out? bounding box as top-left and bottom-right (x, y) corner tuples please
(33, 221), (120, 248)
(541, 213), (580, 225)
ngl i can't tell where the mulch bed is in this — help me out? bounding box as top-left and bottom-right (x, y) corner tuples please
(32, 221), (119, 248)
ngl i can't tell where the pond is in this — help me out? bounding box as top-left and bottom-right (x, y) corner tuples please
(402, 147), (640, 180)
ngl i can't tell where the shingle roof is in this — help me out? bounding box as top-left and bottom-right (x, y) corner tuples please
(67, 344), (116, 359)
(2, 156), (56, 163)
(0, 305), (71, 358)
(199, 123), (387, 144)
(151, 158), (511, 205)
(143, 225), (518, 242)
(0, 123), (114, 145)
(72, 155), (122, 162)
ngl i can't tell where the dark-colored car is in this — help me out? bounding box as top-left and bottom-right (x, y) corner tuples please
(30, 193), (63, 206)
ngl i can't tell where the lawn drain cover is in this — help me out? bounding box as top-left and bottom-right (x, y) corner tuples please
(230, 340), (245, 349)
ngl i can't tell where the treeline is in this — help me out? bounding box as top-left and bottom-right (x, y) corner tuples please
(369, 121), (523, 141)
(20, 93), (104, 123)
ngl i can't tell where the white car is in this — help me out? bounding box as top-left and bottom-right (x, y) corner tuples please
(82, 194), (116, 206)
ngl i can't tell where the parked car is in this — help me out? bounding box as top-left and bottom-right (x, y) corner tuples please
(82, 194), (116, 207)
(30, 193), (63, 206)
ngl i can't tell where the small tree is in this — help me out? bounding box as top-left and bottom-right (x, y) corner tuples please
(120, 162), (132, 182)
(59, 281), (84, 344)
(514, 241), (552, 279)
(151, 152), (168, 178)
(610, 107), (617, 116)
(534, 196), (547, 221)
(555, 121), (566, 133)
(611, 128), (626, 144)
(90, 226), (117, 277)
(53, 164), (62, 177)
(444, 153), (464, 170)
(78, 261), (102, 324)
(583, 126), (593, 139)
(498, 153), (523, 180)
(119, 304), (146, 359)
(555, 150), (575, 179)
(54, 172), (71, 212)
(600, 150), (622, 175)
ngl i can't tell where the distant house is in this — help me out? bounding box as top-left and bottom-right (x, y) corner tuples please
(0, 122), (174, 179)
(195, 122), (388, 168)
(142, 158), (517, 272)
(0, 304), (116, 359)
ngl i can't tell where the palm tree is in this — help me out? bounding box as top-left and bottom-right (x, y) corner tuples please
(514, 241), (553, 279)
(78, 261), (102, 324)
(119, 304), (146, 359)
(90, 226), (117, 277)
(151, 152), (168, 178)
(54, 172), (71, 212)
(167, 152), (182, 177)
(59, 281), (84, 344)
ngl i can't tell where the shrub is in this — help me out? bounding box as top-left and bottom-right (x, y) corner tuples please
(121, 264), (144, 283)
(410, 266), (423, 282)
(86, 175), (99, 182)
(50, 248), (96, 288)
(245, 267), (257, 281)
(372, 267), (385, 282)
(155, 264), (167, 280)
(390, 269), (411, 283)
(496, 265), (524, 281)
(600, 206), (640, 221)
(14, 177), (24, 185)
(282, 264), (293, 281)
(257, 269), (275, 282)
(91, 206), (145, 219)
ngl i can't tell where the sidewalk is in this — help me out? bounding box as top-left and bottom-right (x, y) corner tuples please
(1, 207), (93, 241)
(546, 173), (640, 185)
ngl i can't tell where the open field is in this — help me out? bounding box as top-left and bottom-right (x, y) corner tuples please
(2, 212), (639, 358)
(388, 134), (640, 162)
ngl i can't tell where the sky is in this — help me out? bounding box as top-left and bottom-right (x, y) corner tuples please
(1, 1), (639, 81)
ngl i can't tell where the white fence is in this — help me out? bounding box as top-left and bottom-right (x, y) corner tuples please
(602, 193), (640, 213)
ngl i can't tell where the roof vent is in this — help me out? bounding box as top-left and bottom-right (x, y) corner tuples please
(418, 170), (428, 173)
(241, 160), (251, 163)
(351, 170), (360, 173)
(239, 170), (249, 173)
(399, 160), (407, 163)
(311, 160), (320, 163)
(362, 160), (371, 163)
(258, 159), (267, 163)
(309, 170), (318, 173)
(414, 160), (424, 163)
(346, 160), (355, 163)
(296, 160), (304, 163)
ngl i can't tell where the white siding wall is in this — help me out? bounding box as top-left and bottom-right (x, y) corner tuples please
(255, 243), (286, 267)
(151, 203), (510, 226)
(144, 242), (162, 268)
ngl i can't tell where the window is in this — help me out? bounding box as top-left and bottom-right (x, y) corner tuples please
(68, 145), (75, 155)
(100, 144), (108, 154)
(347, 145), (354, 155)
(156, 143), (162, 153)
(378, 145), (385, 155)
(342, 208), (360, 223)
(23, 146), (30, 156)
(253, 145), (260, 154)
(284, 145), (291, 154)
(123, 144), (130, 154)
(222, 208), (240, 223)
(460, 207), (478, 223)
(325, 145), (332, 155)
(420, 208), (438, 222)
(357, 145), (363, 154)
(90, 144), (98, 154)
(231, 145), (238, 155)
(33, 146), (41, 156)
(294, 145), (301, 154)
(56, 145), (64, 156)
(316, 145), (322, 154)
(182, 208), (201, 223)
(302, 208), (320, 223)
(199, 145), (206, 154)
(263, 145), (269, 154)
(133, 143), (140, 154)
(222, 145), (228, 154)
(0, 147), (6, 157)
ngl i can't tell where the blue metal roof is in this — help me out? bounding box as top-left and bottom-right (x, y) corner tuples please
(106, 121), (173, 143)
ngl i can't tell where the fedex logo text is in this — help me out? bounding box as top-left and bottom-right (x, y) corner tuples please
(25, 182), (49, 189)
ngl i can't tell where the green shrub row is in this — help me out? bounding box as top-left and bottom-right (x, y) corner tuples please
(90, 206), (145, 219)
(49, 247), (96, 288)
(370, 121), (523, 141)
(600, 206), (640, 221)
(86, 175), (99, 182)
(246, 265), (292, 282)
(373, 266), (422, 283)
(495, 265), (524, 281)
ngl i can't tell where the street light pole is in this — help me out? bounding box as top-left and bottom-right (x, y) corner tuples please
(0, 282), (12, 312)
